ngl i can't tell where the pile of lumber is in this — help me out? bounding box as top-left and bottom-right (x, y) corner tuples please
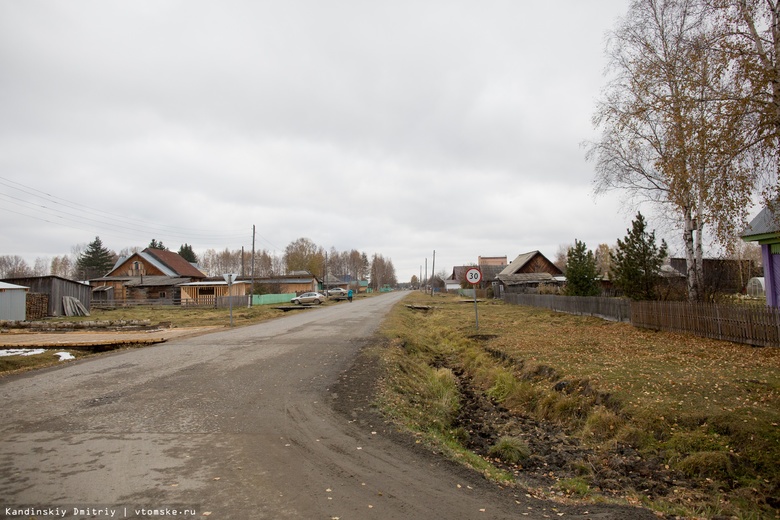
(63, 296), (90, 317)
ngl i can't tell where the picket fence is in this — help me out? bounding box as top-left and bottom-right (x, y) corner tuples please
(502, 293), (779, 347)
(631, 301), (780, 347)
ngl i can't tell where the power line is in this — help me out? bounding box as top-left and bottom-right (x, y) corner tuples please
(0, 176), (249, 240)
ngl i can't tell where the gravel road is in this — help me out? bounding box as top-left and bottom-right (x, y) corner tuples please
(0, 292), (656, 519)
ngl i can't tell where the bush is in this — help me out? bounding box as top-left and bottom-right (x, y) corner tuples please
(488, 436), (530, 464)
(583, 406), (623, 441)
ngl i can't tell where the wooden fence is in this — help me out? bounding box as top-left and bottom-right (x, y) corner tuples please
(502, 293), (780, 347)
(502, 293), (632, 322)
(631, 301), (780, 347)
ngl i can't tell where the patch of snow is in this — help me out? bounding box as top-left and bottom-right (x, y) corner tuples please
(55, 352), (75, 361)
(0, 348), (46, 357)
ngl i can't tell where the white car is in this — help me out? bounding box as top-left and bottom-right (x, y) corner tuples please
(291, 292), (325, 305)
(326, 288), (348, 297)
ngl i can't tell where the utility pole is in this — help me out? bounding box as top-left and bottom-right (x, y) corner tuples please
(250, 225), (255, 307)
(430, 250), (436, 296)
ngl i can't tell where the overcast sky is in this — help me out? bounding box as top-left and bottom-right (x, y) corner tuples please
(1, 0), (651, 281)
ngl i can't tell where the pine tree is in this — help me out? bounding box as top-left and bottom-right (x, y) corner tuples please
(77, 236), (115, 279)
(610, 212), (668, 300)
(564, 239), (600, 296)
(148, 239), (168, 250)
(178, 243), (198, 263)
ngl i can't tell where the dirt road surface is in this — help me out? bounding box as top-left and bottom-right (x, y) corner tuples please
(0, 292), (656, 519)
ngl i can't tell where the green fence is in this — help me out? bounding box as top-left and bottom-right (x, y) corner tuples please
(252, 293), (296, 305)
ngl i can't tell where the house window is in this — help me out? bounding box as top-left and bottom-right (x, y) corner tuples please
(199, 287), (215, 296)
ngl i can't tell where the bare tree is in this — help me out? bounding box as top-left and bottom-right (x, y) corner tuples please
(33, 257), (48, 276)
(50, 255), (75, 279)
(595, 243), (614, 278)
(369, 254), (397, 290)
(0, 255), (32, 278)
(553, 244), (570, 273)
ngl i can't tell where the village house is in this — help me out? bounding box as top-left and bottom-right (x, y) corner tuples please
(497, 251), (564, 295)
(741, 206), (780, 307)
(90, 248), (206, 303)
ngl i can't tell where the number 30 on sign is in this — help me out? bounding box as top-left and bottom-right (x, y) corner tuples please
(465, 268), (482, 284)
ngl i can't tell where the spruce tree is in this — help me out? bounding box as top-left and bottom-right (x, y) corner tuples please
(610, 212), (668, 300)
(148, 239), (168, 250)
(565, 239), (601, 296)
(178, 243), (198, 263)
(77, 236), (115, 279)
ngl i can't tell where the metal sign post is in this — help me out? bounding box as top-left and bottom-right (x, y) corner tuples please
(222, 273), (238, 327)
(465, 267), (482, 330)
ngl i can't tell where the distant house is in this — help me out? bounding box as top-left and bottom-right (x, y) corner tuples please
(478, 256), (507, 266)
(669, 258), (758, 296)
(321, 273), (348, 293)
(446, 266), (470, 291)
(252, 272), (321, 295)
(1, 275), (91, 317)
(741, 206), (780, 306)
(90, 248), (206, 303)
(447, 257), (508, 295)
(497, 251), (564, 294)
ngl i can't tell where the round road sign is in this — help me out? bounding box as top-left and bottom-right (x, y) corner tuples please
(465, 267), (482, 285)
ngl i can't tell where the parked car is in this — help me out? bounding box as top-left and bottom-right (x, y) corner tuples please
(326, 288), (348, 297)
(291, 292), (325, 305)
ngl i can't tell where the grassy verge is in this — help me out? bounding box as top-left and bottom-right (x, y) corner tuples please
(49, 302), (287, 328)
(376, 292), (780, 519)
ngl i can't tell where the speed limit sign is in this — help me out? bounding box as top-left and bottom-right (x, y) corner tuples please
(465, 267), (482, 285)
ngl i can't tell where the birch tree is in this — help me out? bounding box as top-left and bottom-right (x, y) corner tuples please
(709, 0), (779, 199)
(588, 0), (754, 301)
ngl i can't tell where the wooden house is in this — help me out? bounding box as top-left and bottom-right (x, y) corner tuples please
(90, 248), (206, 303)
(741, 206), (780, 306)
(497, 251), (564, 294)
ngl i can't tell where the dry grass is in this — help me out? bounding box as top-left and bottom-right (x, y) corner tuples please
(378, 292), (780, 518)
(51, 303), (286, 328)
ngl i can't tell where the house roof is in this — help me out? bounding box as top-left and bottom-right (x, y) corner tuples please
(144, 249), (206, 278)
(499, 251), (562, 276)
(255, 277), (317, 284)
(179, 281), (251, 286)
(322, 273), (346, 284)
(108, 249), (205, 279)
(741, 206), (780, 240)
(479, 264), (506, 281)
(449, 266), (470, 281)
(0, 281), (28, 291)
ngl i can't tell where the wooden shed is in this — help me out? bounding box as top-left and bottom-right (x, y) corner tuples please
(1, 275), (91, 317)
(0, 281), (28, 321)
(179, 280), (251, 306)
